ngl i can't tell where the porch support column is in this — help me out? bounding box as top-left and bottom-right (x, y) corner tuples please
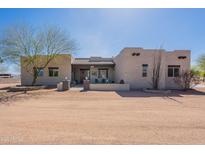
(90, 66), (98, 83)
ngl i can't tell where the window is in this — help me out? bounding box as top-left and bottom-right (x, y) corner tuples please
(48, 67), (59, 77)
(37, 68), (44, 77)
(33, 67), (44, 77)
(168, 65), (180, 77)
(142, 64), (148, 77)
(98, 69), (108, 78)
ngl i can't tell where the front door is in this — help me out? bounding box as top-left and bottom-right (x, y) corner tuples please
(80, 69), (90, 83)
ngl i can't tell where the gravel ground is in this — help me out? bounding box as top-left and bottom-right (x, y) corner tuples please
(0, 87), (205, 144)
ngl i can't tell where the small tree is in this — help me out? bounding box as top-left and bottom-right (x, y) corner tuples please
(197, 55), (205, 82)
(197, 54), (205, 72)
(0, 25), (76, 85)
(152, 50), (162, 89)
(174, 70), (196, 90)
(191, 66), (201, 76)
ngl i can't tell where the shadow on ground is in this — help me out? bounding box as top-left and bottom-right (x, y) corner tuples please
(0, 91), (47, 105)
(115, 89), (205, 104)
(116, 89), (205, 98)
(0, 86), (11, 90)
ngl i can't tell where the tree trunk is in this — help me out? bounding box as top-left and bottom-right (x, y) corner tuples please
(152, 51), (161, 90)
(32, 76), (37, 86)
(32, 67), (38, 86)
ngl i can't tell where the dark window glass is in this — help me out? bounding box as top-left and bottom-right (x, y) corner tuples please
(49, 70), (52, 77)
(168, 67), (173, 77)
(54, 71), (58, 77)
(98, 69), (108, 78)
(168, 65), (180, 77)
(132, 53), (140, 56)
(48, 67), (59, 77)
(178, 56), (187, 59)
(174, 68), (179, 77)
(142, 64), (148, 77)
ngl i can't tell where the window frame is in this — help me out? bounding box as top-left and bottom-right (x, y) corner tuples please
(98, 69), (108, 79)
(168, 65), (180, 77)
(142, 64), (148, 77)
(48, 67), (59, 77)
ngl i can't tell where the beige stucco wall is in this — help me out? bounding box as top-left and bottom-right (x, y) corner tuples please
(165, 50), (191, 89)
(114, 48), (190, 90)
(21, 54), (72, 86)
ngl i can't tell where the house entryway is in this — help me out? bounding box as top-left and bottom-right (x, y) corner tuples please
(71, 63), (115, 85)
(80, 69), (90, 84)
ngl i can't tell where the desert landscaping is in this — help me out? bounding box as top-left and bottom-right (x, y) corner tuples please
(0, 80), (205, 144)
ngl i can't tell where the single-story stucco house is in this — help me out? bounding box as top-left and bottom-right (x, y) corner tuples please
(21, 47), (190, 90)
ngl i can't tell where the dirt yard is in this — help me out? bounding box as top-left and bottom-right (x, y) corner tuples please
(0, 78), (20, 90)
(0, 87), (205, 144)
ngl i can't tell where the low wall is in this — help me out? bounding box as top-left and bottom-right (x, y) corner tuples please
(89, 84), (130, 91)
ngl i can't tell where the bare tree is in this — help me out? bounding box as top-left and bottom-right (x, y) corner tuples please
(174, 70), (196, 90)
(152, 50), (162, 90)
(0, 25), (76, 85)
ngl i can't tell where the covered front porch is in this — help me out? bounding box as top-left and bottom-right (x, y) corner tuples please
(71, 64), (115, 84)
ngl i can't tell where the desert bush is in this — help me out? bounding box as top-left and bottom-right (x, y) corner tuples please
(174, 70), (198, 90)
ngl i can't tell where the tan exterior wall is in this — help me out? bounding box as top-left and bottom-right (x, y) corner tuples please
(114, 48), (190, 90)
(164, 50), (191, 89)
(21, 54), (72, 86)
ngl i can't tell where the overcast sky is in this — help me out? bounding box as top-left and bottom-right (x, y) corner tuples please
(0, 8), (205, 73)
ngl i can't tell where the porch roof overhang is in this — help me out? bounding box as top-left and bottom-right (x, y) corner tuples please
(72, 57), (115, 66)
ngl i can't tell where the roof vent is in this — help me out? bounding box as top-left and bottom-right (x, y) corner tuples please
(132, 53), (140, 56)
(178, 56), (187, 59)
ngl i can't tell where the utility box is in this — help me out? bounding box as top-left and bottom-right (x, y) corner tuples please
(62, 80), (70, 90)
(57, 82), (63, 91)
(83, 80), (90, 91)
(57, 80), (70, 91)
